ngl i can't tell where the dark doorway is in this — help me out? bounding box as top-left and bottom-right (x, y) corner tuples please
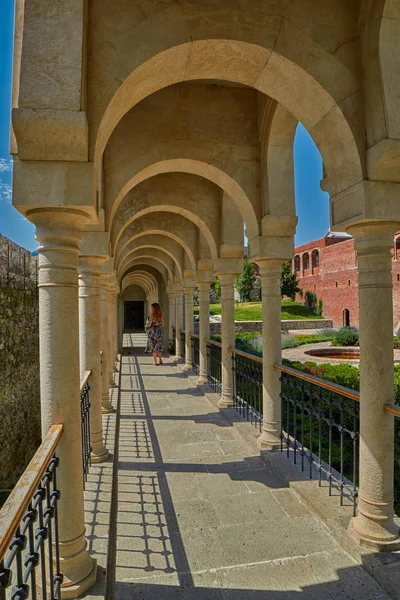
(343, 309), (350, 327)
(124, 301), (145, 331)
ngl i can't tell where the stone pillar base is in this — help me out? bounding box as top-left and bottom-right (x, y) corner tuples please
(102, 393), (115, 413)
(61, 558), (98, 600)
(91, 448), (109, 463)
(348, 517), (400, 552)
(197, 375), (208, 385)
(218, 396), (234, 408)
(183, 362), (192, 371)
(257, 433), (281, 451)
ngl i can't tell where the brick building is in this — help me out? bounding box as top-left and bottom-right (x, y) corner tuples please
(294, 232), (400, 332)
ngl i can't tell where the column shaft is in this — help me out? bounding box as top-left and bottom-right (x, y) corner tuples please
(257, 260), (283, 449)
(197, 283), (211, 385)
(30, 210), (96, 596)
(183, 288), (194, 369)
(348, 222), (400, 550)
(100, 275), (114, 413)
(78, 257), (109, 463)
(175, 292), (183, 359)
(218, 274), (236, 408)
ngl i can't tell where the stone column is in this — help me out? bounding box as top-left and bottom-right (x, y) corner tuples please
(257, 259), (283, 449)
(218, 274), (236, 408)
(174, 290), (183, 359)
(99, 273), (114, 413)
(347, 222), (400, 551)
(168, 292), (175, 344)
(183, 287), (194, 370)
(28, 209), (96, 596)
(197, 282), (211, 385)
(107, 282), (118, 388)
(78, 256), (109, 463)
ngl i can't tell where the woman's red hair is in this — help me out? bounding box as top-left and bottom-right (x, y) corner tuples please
(151, 303), (163, 320)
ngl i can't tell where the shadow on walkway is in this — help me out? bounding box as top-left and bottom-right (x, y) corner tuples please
(104, 338), (392, 600)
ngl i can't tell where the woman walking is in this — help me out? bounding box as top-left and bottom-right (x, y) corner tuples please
(147, 303), (164, 365)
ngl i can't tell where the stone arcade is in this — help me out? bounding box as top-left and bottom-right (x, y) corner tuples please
(5, 1), (400, 597)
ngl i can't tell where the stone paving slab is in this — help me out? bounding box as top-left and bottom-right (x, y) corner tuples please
(100, 338), (393, 600)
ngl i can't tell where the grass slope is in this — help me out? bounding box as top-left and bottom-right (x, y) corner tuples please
(194, 300), (324, 321)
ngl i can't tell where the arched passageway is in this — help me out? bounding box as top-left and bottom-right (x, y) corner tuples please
(6, 2), (400, 599)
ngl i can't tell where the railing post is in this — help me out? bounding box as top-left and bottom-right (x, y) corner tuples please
(27, 210), (97, 596)
(257, 259), (284, 450)
(347, 222), (400, 550)
(78, 256), (109, 463)
(197, 281), (211, 385)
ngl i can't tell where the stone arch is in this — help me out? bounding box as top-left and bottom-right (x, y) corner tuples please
(260, 100), (298, 220)
(114, 213), (203, 270)
(107, 159), (260, 241)
(112, 174), (221, 261)
(118, 239), (186, 278)
(121, 261), (169, 287)
(94, 39), (363, 198)
(120, 253), (174, 283)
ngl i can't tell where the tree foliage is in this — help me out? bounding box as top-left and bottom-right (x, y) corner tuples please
(235, 259), (256, 302)
(280, 260), (300, 300)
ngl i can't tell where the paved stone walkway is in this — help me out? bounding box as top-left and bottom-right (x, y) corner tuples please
(106, 335), (391, 600)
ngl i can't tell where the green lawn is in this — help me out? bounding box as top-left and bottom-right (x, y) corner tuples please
(194, 300), (324, 321)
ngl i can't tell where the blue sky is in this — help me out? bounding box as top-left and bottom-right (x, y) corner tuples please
(0, 0), (330, 253)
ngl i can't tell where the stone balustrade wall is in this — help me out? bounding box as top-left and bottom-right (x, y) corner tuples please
(0, 234), (40, 490)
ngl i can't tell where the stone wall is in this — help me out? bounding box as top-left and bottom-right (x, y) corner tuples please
(0, 234), (40, 489)
(194, 319), (333, 336)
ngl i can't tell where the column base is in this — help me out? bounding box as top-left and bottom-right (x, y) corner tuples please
(91, 447), (109, 463)
(348, 515), (400, 552)
(197, 375), (208, 385)
(109, 377), (118, 388)
(218, 396), (234, 408)
(183, 362), (192, 371)
(102, 405), (116, 414)
(257, 431), (281, 451)
(61, 558), (97, 600)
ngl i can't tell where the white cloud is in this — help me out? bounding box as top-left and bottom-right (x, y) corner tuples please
(0, 181), (12, 203)
(0, 158), (12, 173)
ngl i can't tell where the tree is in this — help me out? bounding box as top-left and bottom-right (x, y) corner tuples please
(235, 259), (256, 302)
(280, 260), (300, 300)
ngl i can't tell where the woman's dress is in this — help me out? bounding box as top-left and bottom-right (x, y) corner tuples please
(147, 317), (163, 352)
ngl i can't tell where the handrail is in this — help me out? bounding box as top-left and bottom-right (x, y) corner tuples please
(205, 337), (222, 348)
(384, 402), (400, 417)
(190, 332), (199, 339)
(229, 346), (263, 365)
(0, 424), (64, 558)
(80, 369), (91, 392)
(275, 364), (360, 402)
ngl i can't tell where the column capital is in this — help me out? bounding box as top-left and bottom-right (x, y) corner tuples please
(256, 257), (284, 278)
(27, 208), (90, 249)
(217, 273), (238, 286)
(213, 257), (243, 277)
(248, 235), (294, 263)
(347, 221), (400, 252)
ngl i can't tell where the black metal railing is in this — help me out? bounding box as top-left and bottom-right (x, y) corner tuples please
(206, 339), (222, 395)
(179, 329), (186, 361)
(80, 371), (92, 485)
(276, 365), (360, 515)
(0, 425), (64, 600)
(190, 334), (200, 373)
(231, 348), (262, 430)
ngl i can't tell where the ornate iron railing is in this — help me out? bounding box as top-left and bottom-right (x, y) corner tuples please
(230, 347), (262, 430)
(179, 329), (186, 361)
(0, 425), (64, 600)
(276, 364), (360, 515)
(190, 333), (200, 373)
(205, 338), (222, 395)
(80, 371), (92, 485)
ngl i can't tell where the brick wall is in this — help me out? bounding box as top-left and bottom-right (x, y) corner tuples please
(0, 234), (40, 489)
(295, 234), (400, 331)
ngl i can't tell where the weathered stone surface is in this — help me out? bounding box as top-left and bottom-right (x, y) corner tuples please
(0, 234), (40, 490)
